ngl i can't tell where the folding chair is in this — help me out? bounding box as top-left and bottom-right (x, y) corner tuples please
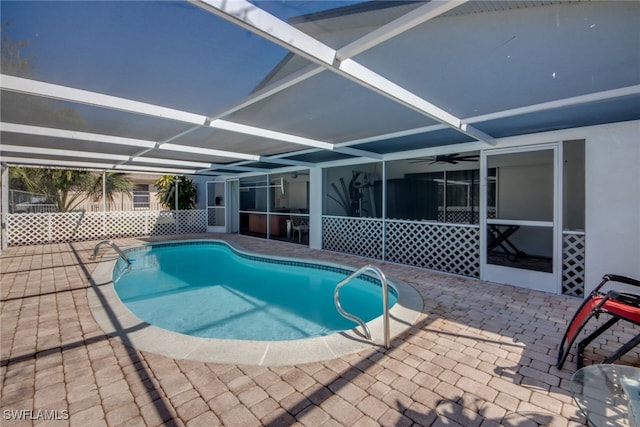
(556, 274), (640, 369)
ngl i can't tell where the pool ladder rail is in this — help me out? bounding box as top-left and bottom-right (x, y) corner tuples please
(92, 240), (135, 265)
(334, 264), (390, 349)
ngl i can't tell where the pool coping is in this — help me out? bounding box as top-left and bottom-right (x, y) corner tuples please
(87, 239), (424, 366)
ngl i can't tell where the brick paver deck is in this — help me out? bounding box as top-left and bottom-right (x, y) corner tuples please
(1, 234), (638, 426)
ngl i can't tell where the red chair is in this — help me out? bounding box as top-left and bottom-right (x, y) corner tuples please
(556, 274), (640, 369)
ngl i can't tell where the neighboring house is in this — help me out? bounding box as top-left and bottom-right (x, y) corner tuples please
(79, 174), (163, 212)
(9, 174), (163, 213)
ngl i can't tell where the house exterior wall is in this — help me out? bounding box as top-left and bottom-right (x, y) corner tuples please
(190, 121), (639, 296)
(585, 126), (640, 294)
(73, 174), (162, 212)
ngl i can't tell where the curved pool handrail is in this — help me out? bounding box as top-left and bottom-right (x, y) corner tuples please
(334, 264), (390, 349)
(93, 240), (134, 265)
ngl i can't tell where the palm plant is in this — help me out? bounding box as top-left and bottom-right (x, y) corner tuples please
(155, 175), (197, 210)
(10, 167), (90, 212)
(85, 172), (133, 207)
(10, 168), (135, 212)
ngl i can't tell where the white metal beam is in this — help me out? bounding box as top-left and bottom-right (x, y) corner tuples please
(335, 58), (497, 144)
(0, 144), (130, 162)
(336, 0), (467, 60)
(333, 146), (383, 160)
(257, 157), (316, 168)
(190, 0), (336, 65)
(191, 0), (496, 145)
(464, 84), (640, 124)
(198, 164), (270, 173)
(0, 155), (200, 175)
(0, 144), (212, 172)
(210, 119), (335, 150)
(0, 156), (118, 170)
(131, 157), (214, 169)
(1, 122), (267, 162)
(1, 75), (339, 152)
(0, 75), (208, 125)
(336, 124), (449, 148)
(209, 64), (325, 120)
(113, 164), (197, 174)
(0, 122), (156, 149)
(158, 143), (260, 161)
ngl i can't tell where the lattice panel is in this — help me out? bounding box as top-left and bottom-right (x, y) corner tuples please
(7, 210), (207, 246)
(66, 212), (104, 241)
(106, 211), (149, 238)
(7, 213), (51, 245)
(322, 216), (383, 259)
(176, 210), (208, 234)
(386, 221), (480, 278)
(435, 207), (495, 224)
(563, 232), (586, 297)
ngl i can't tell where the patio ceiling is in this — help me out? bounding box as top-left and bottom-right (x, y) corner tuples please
(1, 0), (639, 176)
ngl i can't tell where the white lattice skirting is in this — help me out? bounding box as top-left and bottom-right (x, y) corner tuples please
(562, 231), (586, 297)
(7, 210), (207, 246)
(322, 216), (480, 278)
(324, 217), (586, 284)
(322, 216), (384, 260)
(386, 220), (480, 278)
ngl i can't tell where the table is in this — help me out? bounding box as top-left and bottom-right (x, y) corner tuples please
(571, 364), (640, 427)
(487, 224), (524, 260)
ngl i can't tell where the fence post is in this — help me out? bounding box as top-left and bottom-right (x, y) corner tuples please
(102, 211), (107, 239)
(48, 213), (52, 243)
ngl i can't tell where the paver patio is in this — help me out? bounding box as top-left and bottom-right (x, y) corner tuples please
(1, 234), (638, 426)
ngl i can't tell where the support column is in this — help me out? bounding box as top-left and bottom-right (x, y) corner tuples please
(1, 164), (9, 250)
(308, 167), (322, 250)
(102, 170), (107, 238)
(102, 171), (107, 212)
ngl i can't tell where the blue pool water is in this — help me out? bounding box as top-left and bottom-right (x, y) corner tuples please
(113, 241), (397, 341)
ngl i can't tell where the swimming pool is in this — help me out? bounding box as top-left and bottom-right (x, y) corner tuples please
(113, 241), (397, 341)
(89, 238), (423, 365)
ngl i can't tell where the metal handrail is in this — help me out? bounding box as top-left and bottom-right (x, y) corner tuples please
(334, 264), (390, 349)
(92, 240), (134, 264)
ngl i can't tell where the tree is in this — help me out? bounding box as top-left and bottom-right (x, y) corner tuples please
(85, 172), (133, 206)
(10, 167), (90, 212)
(155, 175), (197, 210)
(10, 167), (134, 212)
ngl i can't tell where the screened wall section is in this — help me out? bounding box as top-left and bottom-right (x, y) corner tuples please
(239, 172), (309, 244)
(322, 158), (484, 278)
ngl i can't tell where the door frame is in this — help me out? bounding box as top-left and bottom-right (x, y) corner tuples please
(480, 143), (563, 294)
(206, 179), (227, 233)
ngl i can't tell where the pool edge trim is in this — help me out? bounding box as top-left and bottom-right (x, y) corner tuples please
(88, 238), (424, 366)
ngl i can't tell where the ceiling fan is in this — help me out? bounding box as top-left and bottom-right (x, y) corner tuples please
(410, 153), (480, 164)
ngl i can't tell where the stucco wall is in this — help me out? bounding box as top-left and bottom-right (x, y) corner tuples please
(585, 127), (640, 293)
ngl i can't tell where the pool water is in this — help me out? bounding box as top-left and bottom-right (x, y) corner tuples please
(114, 242), (397, 341)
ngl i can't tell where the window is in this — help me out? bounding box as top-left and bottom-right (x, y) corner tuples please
(133, 184), (150, 209)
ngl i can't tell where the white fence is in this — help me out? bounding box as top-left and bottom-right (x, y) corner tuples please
(7, 210), (207, 246)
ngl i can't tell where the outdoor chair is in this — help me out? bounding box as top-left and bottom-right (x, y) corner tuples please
(290, 214), (309, 243)
(556, 274), (640, 369)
